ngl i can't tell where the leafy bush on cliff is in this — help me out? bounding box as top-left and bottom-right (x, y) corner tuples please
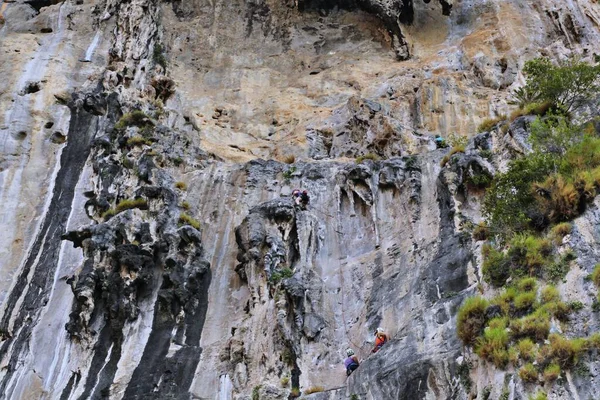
(511, 57), (600, 112)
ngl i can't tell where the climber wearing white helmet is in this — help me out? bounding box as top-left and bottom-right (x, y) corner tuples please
(372, 327), (388, 353)
(344, 348), (360, 376)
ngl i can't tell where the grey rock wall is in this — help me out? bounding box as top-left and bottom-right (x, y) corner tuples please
(0, 0), (599, 399)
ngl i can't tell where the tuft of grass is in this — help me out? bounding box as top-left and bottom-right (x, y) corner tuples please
(457, 297), (489, 345)
(510, 102), (553, 122)
(475, 327), (510, 368)
(543, 363), (560, 382)
(440, 145), (466, 167)
(519, 363), (538, 382)
(533, 175), (581, 223)
(587, 332), (600, 349)
(304, 386), (325, 395)
(548, 334), (587, 369)
(550, 222), (572, 241)
(290, 387), (300, 397)
(102, 198), (148, 220)
(540, 286), (560, 303)
(175, 181), (187, 190)
(514, 291), (537, 311)
(492, 287), (517, 315)
(488, 317), (508, 330)
(356, 153), (380, 164)
(508, 346), (519, 365)
(529, 391), (548, 400)
(517, 339), (537, 362)
(115, 110), (153, 130)
(517, 277), (538, 293)
(478, 116), (505, 133)
(178, 213), (201, 230)
(283, 154), (296, 164)
(540, 301), (570, 321)
(127, 135), (152, 147)
(280, 376), (290, 387)
(510, 310), (550, 341)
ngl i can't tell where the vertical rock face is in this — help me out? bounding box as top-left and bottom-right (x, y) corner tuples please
(0, 0), (599, 399)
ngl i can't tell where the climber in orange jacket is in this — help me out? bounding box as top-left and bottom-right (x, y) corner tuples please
(371, 327), (388, 353)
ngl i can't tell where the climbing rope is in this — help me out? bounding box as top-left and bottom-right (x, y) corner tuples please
(332, 203), (366, 357)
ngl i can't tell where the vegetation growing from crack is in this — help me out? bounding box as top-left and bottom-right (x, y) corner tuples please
(457, 57), (600, 395)
(178, 212), (201, 229)
(102, 198), (148, 220)
(115, 110), (153, 130)
(458, 278), (600, 381)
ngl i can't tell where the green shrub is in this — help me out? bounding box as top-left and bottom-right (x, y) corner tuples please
(545, 251), (573, 282)
(543, 363), (560, 382)
(530, 114), (581, 156)
(519, 363), (538, 382)
(115, 110), (153, 130)
(356, 153), (380, 164)
(515, 57), (600, 113)
(178, 213), (201, 230)
(472, 223), (489, 241)
(591, 264), (600, 288)
(475, 327), (509, 365)
(517, 338), (537, 361)
(568, 301), (584, 311)
(457, 297), (489, 345)
(483, 153), (555, 239)
(468, 171), (493, 189)
(482, 245), (510, 287)
(153, 43), (167, 69)
(175, 181), (187, 190)
(282, 166), (297, 180)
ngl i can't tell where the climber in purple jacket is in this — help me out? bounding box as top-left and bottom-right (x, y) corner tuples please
(344, 348), (359, 376)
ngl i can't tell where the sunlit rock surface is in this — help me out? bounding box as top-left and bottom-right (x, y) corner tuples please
(0, 0), (599, 399)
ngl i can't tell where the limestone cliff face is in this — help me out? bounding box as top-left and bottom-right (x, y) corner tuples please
(0, 0), (599, 399)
